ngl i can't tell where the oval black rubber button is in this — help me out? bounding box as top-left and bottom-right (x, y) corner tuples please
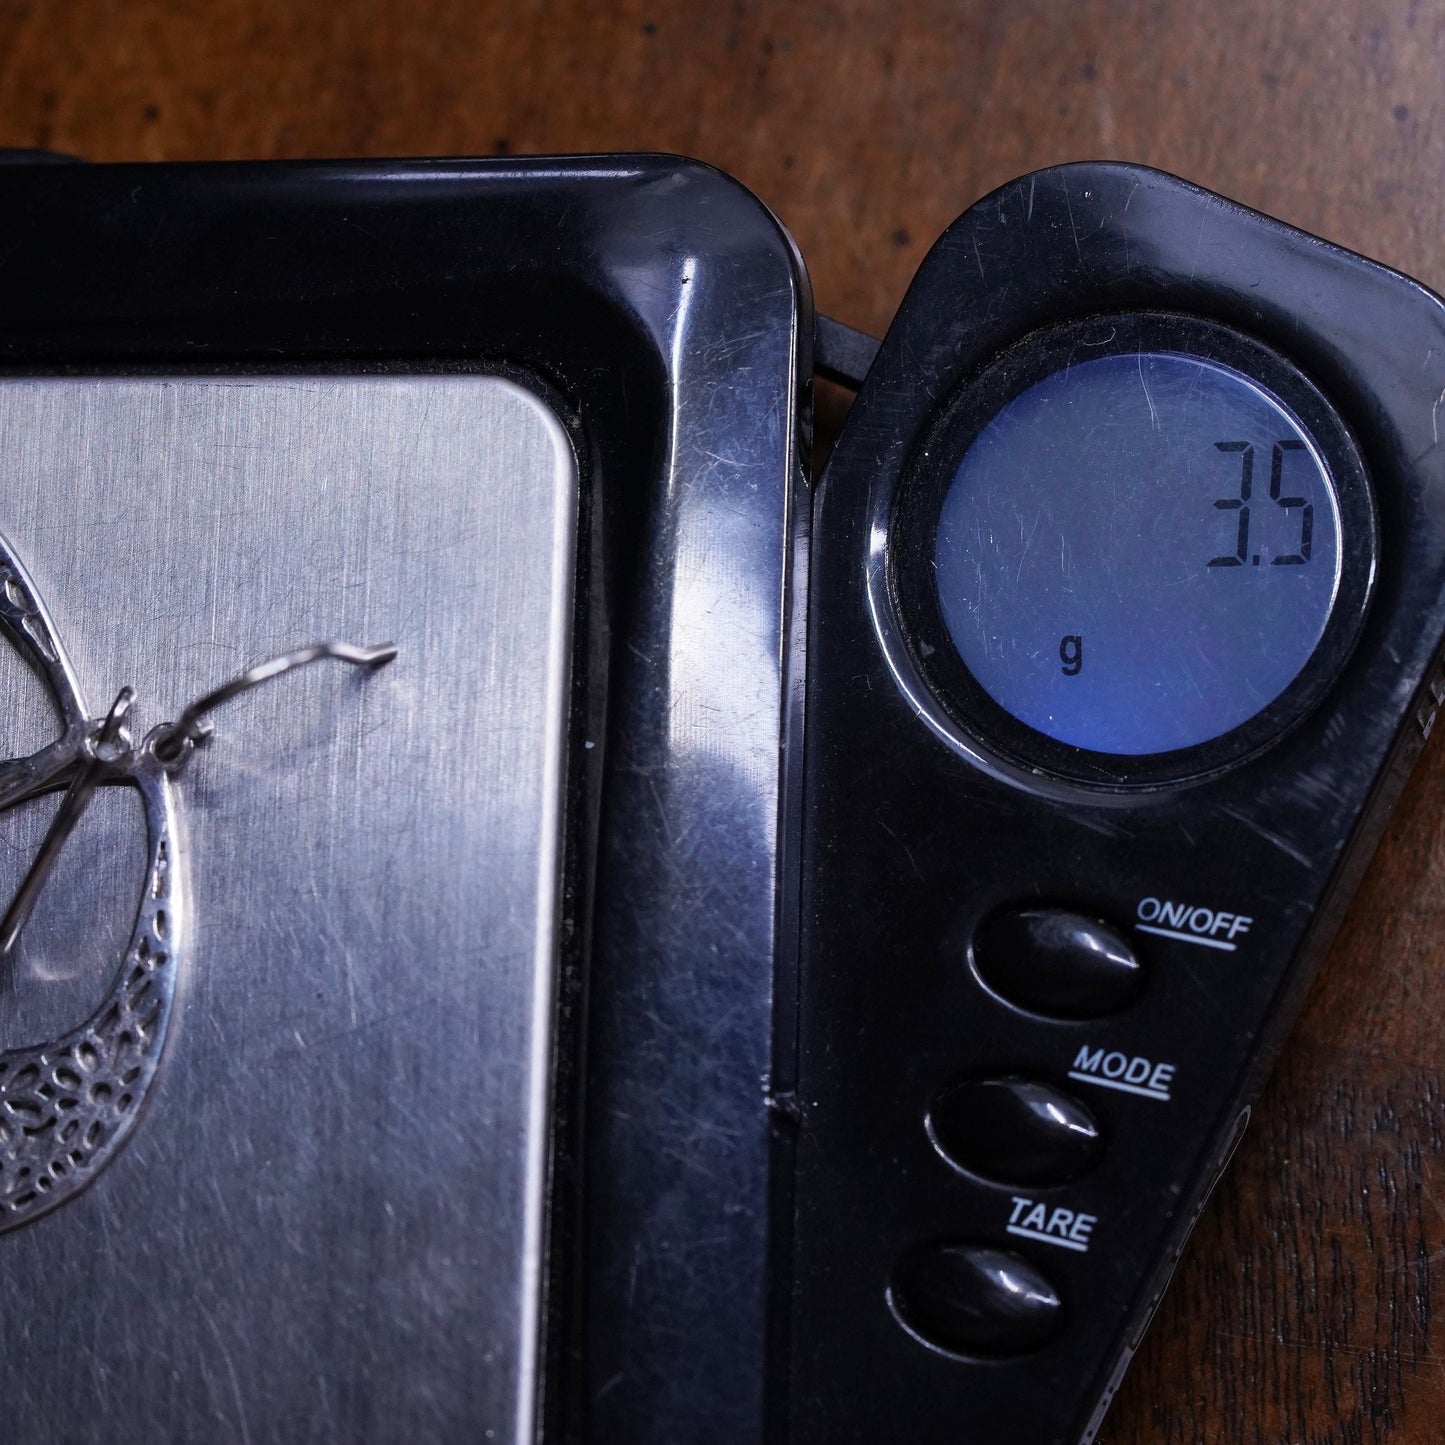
(891, 1243), (1064, 1356)
(971, 907), (1142, 1018)
(928, 1075), (1103, 1185)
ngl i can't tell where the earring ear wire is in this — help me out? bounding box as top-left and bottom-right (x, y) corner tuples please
(149, 641), (397, 768)
(0, 642), (397, 957)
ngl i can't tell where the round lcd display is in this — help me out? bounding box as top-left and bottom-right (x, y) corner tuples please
(894, 315), (1374, 781)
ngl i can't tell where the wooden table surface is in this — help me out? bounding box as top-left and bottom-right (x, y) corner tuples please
(2, 2), (1443, 1441)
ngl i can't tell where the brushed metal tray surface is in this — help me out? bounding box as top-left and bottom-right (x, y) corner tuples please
(0, 374), (577, 1444)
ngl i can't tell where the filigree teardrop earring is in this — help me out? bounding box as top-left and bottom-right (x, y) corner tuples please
(0, 532), (394, 1233)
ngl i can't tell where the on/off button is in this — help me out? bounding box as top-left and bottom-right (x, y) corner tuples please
(970, 907), (1143, 1020)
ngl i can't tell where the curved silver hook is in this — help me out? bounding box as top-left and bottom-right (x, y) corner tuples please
(0, 641), (397, 957)
(151, 641), (397, 767)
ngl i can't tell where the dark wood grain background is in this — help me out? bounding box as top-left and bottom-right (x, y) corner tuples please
(2, 2), (1442, 1440)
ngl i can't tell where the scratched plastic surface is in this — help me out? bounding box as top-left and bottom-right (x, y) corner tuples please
(785, 163), (1445, 1445)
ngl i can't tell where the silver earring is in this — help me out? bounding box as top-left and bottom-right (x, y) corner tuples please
(0, 532), (394, 1233)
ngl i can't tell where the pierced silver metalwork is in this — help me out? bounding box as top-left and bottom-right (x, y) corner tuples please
(0, 531), (395, 1234)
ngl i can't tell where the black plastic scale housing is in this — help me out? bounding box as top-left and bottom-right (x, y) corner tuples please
(782, 163), (1445, 1443)
(4, 151), (1445, 1445)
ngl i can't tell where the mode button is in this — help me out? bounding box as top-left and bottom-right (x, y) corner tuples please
(971, 907), (1142, 1019)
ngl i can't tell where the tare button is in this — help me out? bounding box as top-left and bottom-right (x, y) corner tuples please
(890, 1243), (1065, 1356)
(1005, 1195), (1099, 1254)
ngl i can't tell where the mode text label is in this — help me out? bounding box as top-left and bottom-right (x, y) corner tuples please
(1068, 1044), (1175, 1102)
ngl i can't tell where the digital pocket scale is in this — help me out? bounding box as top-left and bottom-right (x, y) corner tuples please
(0, 154), (1440, 1444)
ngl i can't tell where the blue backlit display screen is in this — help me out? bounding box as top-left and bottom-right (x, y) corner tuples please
(932, 351), (1343, 756)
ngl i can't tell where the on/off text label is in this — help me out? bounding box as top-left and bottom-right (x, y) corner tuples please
(1135, 896), (1253, 951)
